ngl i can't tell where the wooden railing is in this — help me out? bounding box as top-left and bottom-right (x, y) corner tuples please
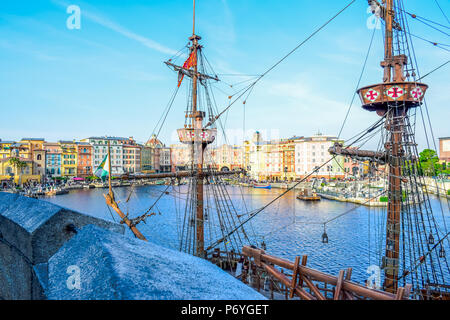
(242, 246), (411, 300)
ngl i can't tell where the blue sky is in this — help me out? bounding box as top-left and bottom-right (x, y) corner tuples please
(0, 0), (448, 152)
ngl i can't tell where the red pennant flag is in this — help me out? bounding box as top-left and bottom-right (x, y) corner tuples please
(177, 50), (197, 87)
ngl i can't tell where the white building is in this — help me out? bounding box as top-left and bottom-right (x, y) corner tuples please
(294, 133), (345, 179)
(81, 136), (133, 175)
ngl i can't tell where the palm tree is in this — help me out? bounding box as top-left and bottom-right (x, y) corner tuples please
(8, 157), (29, 185)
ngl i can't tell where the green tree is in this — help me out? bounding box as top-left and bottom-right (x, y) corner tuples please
(419, 149), (440, 176)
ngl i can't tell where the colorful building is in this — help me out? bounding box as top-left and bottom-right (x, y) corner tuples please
(77, 142), (93, 178)
(0, 156), (35, 185)
(81, 137), (129, 175)
(0, 140), (15, 161)
(210, 144), (244, 172)
(59, 141), (78, 178)
(146, 135), (171, 173)
(0, 139), (45, 184)
(19, 138), (46, 181)
(44, 142), (62, 178)
(123, 143), (141, 173)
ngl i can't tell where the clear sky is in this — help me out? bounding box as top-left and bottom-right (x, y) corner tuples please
(0, 0), (448, 152)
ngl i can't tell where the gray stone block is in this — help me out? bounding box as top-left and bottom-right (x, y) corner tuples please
(0, 192), (124, 299)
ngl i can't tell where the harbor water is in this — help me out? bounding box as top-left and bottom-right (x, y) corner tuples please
(43, 185), (450, 287)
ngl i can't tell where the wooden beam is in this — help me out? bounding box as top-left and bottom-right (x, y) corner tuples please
(263, 263), (315, 300)
(120, 169), (244, 180)
(104, 193), (147, 241)
(242, 246), (397, 300)
(343, 267), (355, 300)
(289, 256), (301, 299)
(302, 275), (326, 300)
(334, 270), (345, 300)
(298, 255), (308, 288)
(403, 284), (412, 299)
(345, 267), (352, 280)
(395, 287), (405, 300)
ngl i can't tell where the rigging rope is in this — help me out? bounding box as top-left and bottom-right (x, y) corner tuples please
(434, 0), (450, 25)
(204, 0), (357, 129)
(418, 60), (450, 81)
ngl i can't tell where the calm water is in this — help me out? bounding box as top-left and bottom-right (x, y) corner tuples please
(44, 185), (450, 286)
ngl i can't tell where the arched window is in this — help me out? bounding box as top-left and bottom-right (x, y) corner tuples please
(37, 154), (42, 161)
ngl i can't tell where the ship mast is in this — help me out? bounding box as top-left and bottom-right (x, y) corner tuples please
(190, 0), (205, 258)
(382, 0), (401, 294)
(330, 0), (429, 294)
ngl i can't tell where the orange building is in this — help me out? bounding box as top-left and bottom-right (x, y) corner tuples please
(281, 136), (303, 181)
(76, 142), (93, 178)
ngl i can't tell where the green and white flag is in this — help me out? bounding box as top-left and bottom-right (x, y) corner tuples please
(94, 154), (110, 179)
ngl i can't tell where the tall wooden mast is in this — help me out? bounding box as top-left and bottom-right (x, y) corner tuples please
(190, 0), (206, 258)
(331, 0), (428, 293)
(381, 0), (402, 294)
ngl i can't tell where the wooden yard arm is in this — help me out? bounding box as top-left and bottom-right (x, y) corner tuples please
(119, 169), (245, 180)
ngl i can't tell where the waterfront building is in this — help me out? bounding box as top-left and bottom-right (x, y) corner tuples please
(81, 137), (128, 175)
(123, 143), (141, 173)
(0, 139), (39, 184)
(439, 137), (450, 163)
(0, 156), (34, 185)
(294, 133), (345, 180)
(76, 142), (93, 178)
(247, 131), (269, 181)
(242, 140), (251, 172)
(263, 141), (282, 181)
(170, 144), (190, 171)
(44, 142), (62, 178)
(343, 148), (360, 177)
(59, 141), (77, 178)
(159, 147), (171, 172)
(210, 144), (243, 172)
(0, 139), (45, 184)
(140, 145), (154, 173)
(146, 135), (171, 173)
(0, 140), (15, 161)
(20, 138), (46, 180)
(281, 136), (303, 181)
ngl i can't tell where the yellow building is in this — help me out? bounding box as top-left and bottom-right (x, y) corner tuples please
(20, 138), (46, 179)
(59, 141), (78, 178)
(0, 157), (38, 185)
(0, 140), (15, 161)
(0, 140), (42, 185)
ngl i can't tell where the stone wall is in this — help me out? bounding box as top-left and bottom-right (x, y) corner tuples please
(0, 192), (124, 300)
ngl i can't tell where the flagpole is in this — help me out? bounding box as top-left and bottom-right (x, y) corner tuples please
(104, 139), (148, 241)
(193, 0), (196, 35)
(107, 140), (113, 198)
